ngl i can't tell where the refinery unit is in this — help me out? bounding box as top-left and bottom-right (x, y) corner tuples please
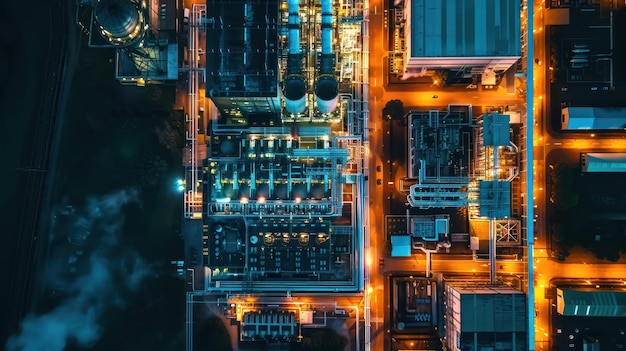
(202, 128), (363, 291)
(183, 0), (370, 348)
(201, 0), (368, 293)
(398, 108), (522, 258)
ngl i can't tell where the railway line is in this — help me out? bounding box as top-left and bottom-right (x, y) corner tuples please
(3, 0), (69, 343)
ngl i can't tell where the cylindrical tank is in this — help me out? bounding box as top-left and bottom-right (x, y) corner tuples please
(315, 75), (338, 113)
(284, 76), (307, 114)
(283, 0), (306, 114)
(95, 0), (145, 46)
(315, 0), (338, 113)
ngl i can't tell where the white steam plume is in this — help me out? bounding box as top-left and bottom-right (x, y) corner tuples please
(6, 188), (151, 351)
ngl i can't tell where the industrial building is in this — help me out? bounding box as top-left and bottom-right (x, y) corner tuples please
(79, 0), (179, 84)
(410, 215), (450, 242)
(405, 105), (475, 209)
(391, 277), (438, 332)
(561, 107), (626, 130)
(204, 0), (282, 124)
(581, 152), (626, 173)
(205, 0), (350, 125)
(556, 288), (626, 317)
(202, 127), (364, 291)
(401, 0), (521, 84)
(404, 109), (518, 218)
(397, 109), (521, 285)
(240, 310), (298, 341)
(553, 288), (626, 350)
(444, 282), (527, 351)
(200, 0), (368, 294)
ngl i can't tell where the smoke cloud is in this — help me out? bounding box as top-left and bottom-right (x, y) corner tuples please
(6, 188), (151, 351)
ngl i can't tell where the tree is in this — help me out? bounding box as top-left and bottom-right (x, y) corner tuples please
(146, 84), (163, 103)
(592, 245), (621, 262)
(383, 99), (404, 121)
(548, 163), (580, 210)
(554, 248), (569, 262)
(194, 316), (233, 351)
(135, 152), (169, 187)
(550, 223), (565, 243)
(302, 329), (348, 351)
(154, 120), (183, 150)
(431, 69), (449, 87)
(383, 239), (392, 255)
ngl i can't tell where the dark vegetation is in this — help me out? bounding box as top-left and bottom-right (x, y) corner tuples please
(383, 99), (404, 121)
(47, 42), (186, 350)
(548, 162), (626, 262)
(301, 328), (348, 351)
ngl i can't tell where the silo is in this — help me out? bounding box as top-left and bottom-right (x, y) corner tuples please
(94, 0), (145, 46)
(283, 0), (307, 114)
(315, 0), (338, 113)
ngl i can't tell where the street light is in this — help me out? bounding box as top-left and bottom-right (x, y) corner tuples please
(176, 179), (185, 192)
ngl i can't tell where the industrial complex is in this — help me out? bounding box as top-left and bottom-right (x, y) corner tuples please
(73, 0), (626, 350)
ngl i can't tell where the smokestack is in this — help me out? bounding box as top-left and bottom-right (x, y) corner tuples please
(315, 0), (338, 113)
(283, 0), (307, 114)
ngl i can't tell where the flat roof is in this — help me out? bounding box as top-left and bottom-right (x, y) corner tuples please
(447, 284), (525, 295)
(583, 153), (626, 172)
(410, 0), (521, 58)
(562, 107), (626, 130)
(391, 235), (411, 257)
(557, 288), (626, 317)
(205, 0), (279, 97)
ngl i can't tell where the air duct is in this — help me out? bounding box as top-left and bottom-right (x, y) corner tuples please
(283, 0), (307, 114)
(315, 0), (338, 113)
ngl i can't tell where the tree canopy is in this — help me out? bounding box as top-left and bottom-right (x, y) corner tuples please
(301, 328), (348, 351)
(383, 99), (404, 121)
(549, 163), (580, 210)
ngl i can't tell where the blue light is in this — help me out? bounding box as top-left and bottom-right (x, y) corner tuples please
(177, 185), (185, 192)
